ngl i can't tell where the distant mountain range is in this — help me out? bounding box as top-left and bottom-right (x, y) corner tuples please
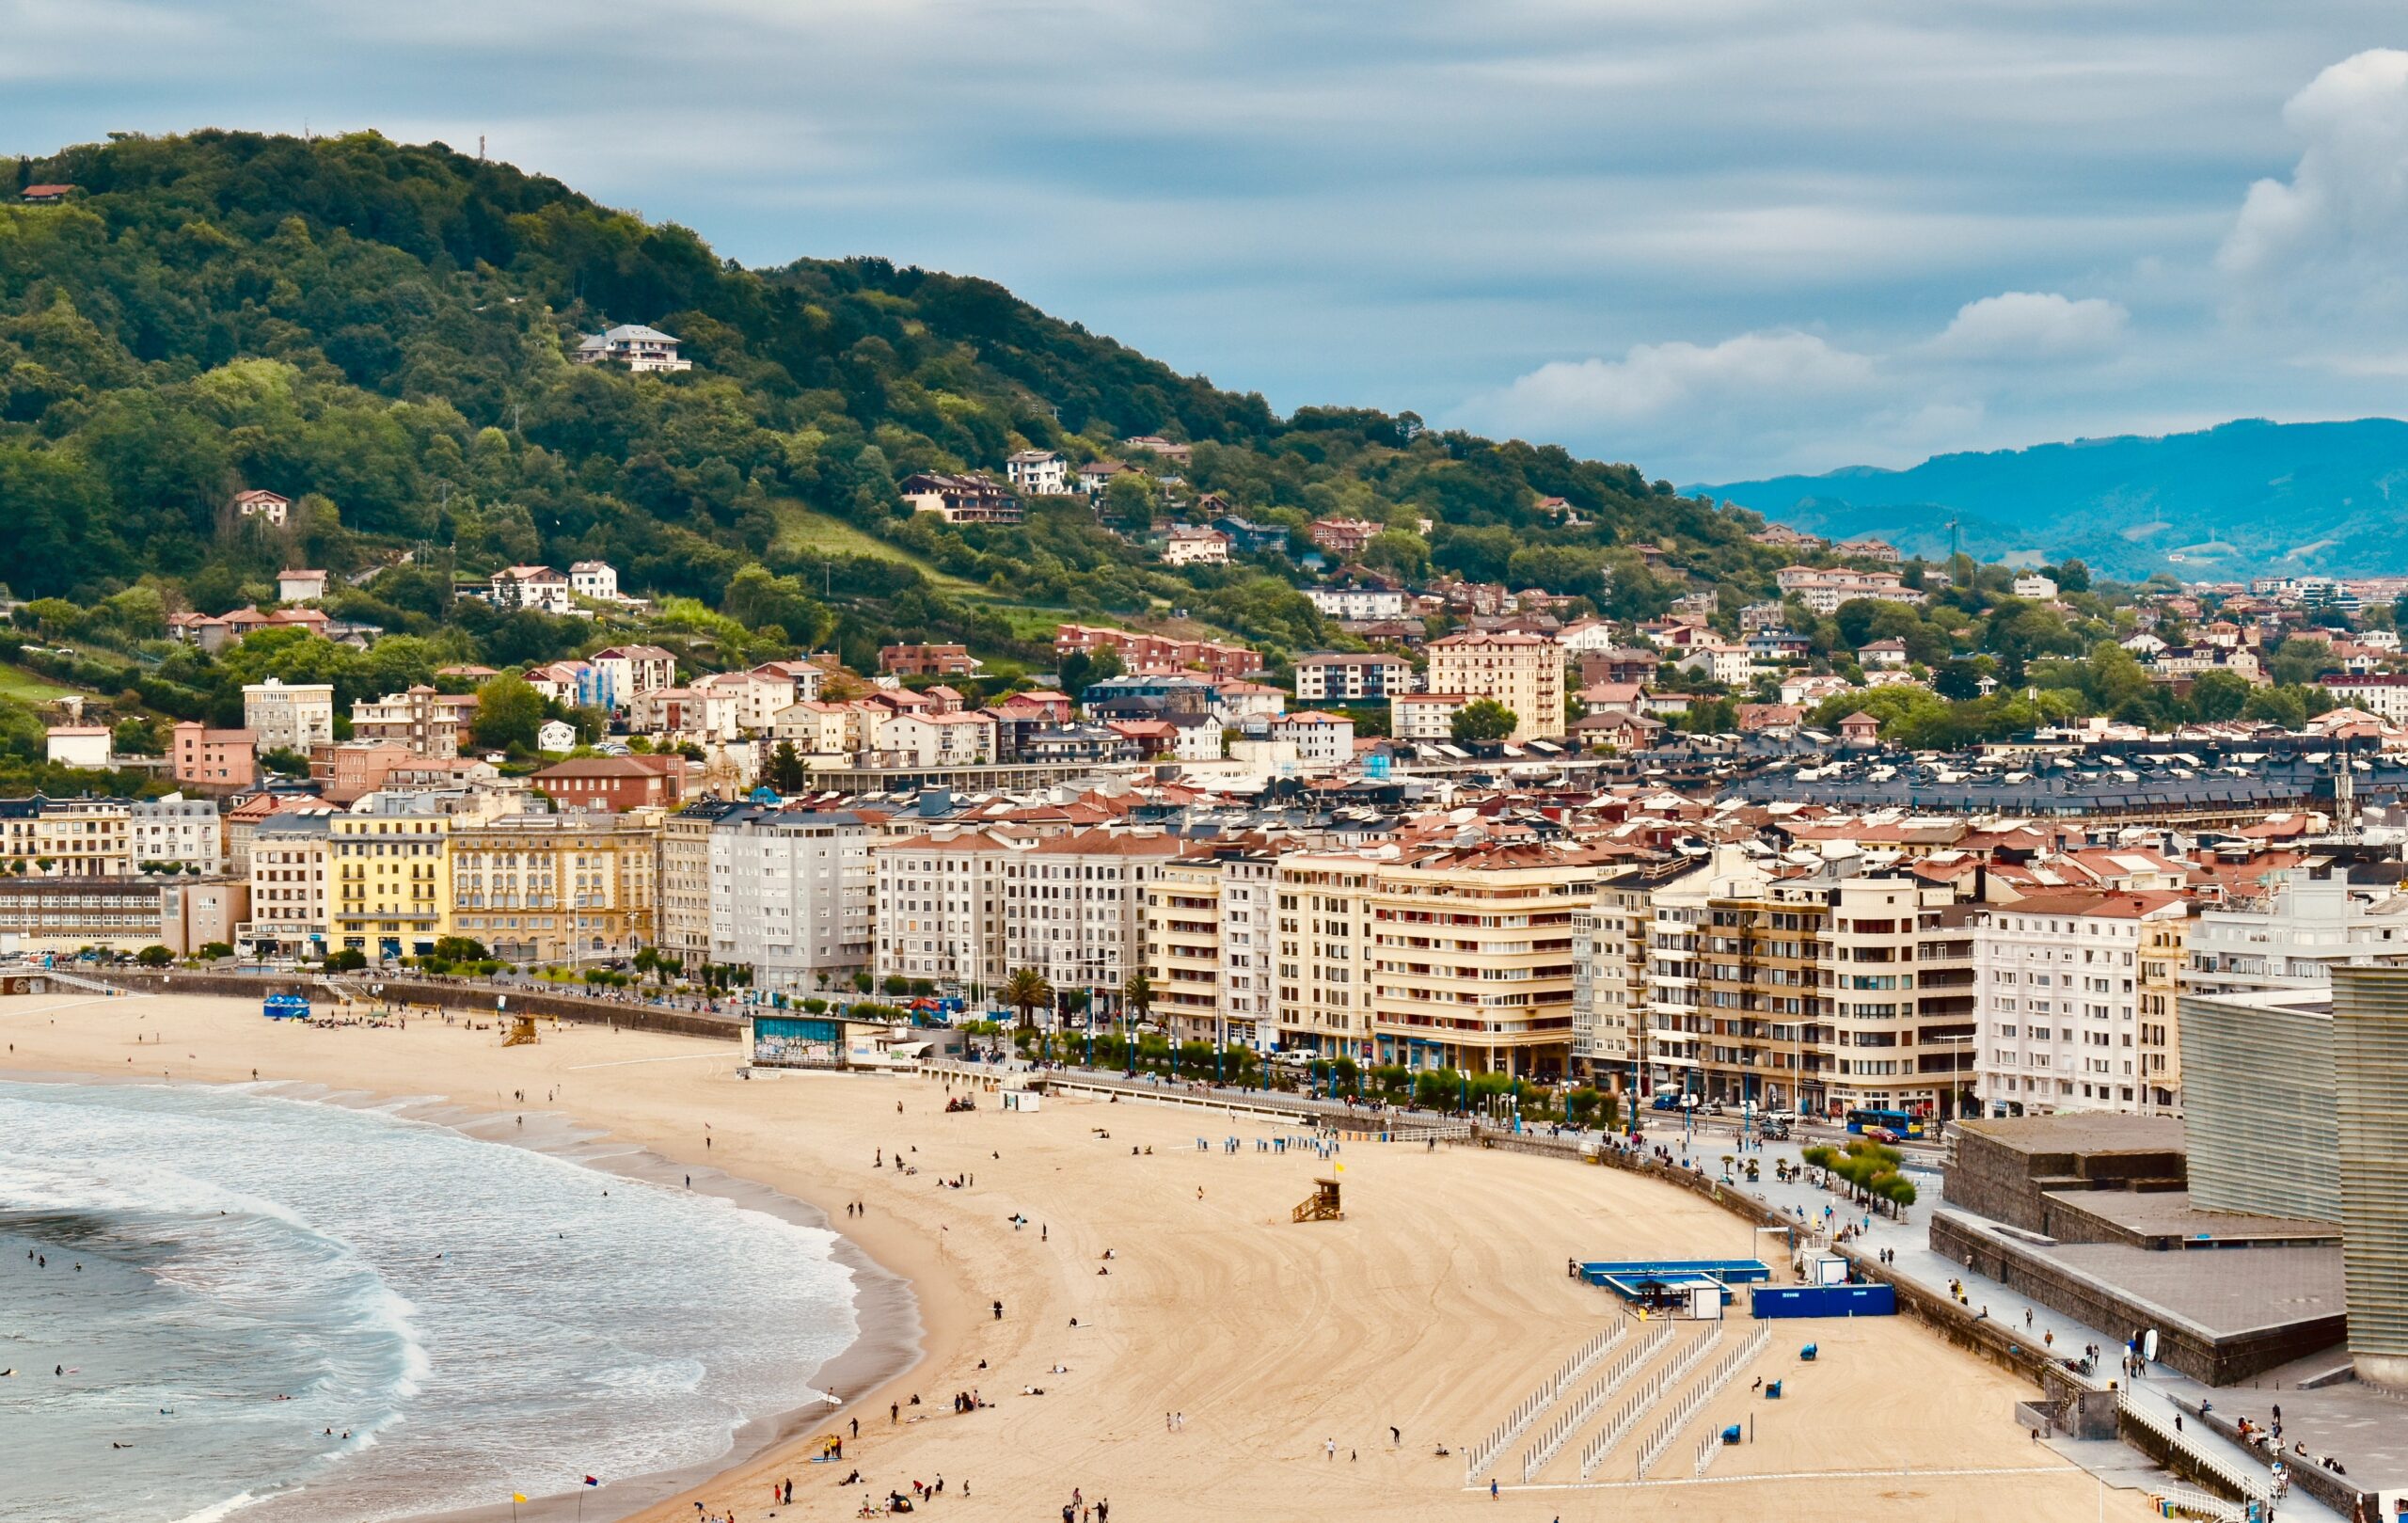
(1692, 419), (2408, 579)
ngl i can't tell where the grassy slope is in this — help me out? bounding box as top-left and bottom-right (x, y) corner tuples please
(768, 501), (983, 595)
(0, 664), (87, 703)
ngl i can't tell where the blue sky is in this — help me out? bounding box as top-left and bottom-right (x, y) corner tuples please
(8, 1), (2408, 481)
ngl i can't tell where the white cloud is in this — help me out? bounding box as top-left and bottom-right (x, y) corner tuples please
(1928, 291), (2128, 359)
(1468, 330), (1877, 431)
(2220, 48), (2408, 332)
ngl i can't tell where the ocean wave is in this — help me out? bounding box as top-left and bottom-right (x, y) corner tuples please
(0, 1080), (857, 1523)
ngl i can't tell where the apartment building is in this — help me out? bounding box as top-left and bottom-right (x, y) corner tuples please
(1573, 860), (1698, 1092)
(243, 678), (337, 753)
(0, 876), (246, 956)
(657, 800), (742, 971)
(1774, 565), (1927, 615)
(449, 809), (659, 962)
(1361, 844), (1601, 1077)
(1688, 867), (1832, 1115)
(1974, 890), (2187, 1118)
(1823, 877), (1970, 1121)
(590, 645), (679, 704)
(873, 828), (1036, 999)
(2184, 865), (2408, 994)
(1146, 853), (1224, 1044)
(1424, 631), (1564, 742)
(708, 809), (875, 992)
(171, 722), (258, 789)
(244, 812), (331, 958)
(33, 799), (134, 877)
(1274, 851), (1374, 1060)
(873, 711), (996, 769)
(1004, 829), (1185, 1016)
(330, 798), (452, 959)
(351, 687), (468, 759)
(131, 795), (221, 874)
(1292, 652), (1417, 703)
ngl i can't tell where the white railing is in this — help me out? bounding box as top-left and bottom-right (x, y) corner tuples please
(1693, 1427), (1723, 1479)
(36, 969), (151, 996)
(1550, 1324), (1627, 1400)
(2115, 1391), (2266, 1505)
(1642, 1322), (1769, 1479)
(1465, 1380), (1555, 1483)
(1578, 1325), (1719, 1479)
(1518, 1323), (1668, 1482)
(2152, 1485), (2247, 1522)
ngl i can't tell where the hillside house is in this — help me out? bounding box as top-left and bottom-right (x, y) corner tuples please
(900, 472), (1022, 525)
(233, 489), (291, 527)
(575, 325), (692, 372)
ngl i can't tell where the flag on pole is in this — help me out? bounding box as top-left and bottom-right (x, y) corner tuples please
(584, 1476), (600, 1487)
(1333, 1162), (1344, 1172)
(512, 1496), (527, 1504)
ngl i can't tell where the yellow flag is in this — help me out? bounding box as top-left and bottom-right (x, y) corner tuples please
(1334, 1162), (1345, 1173)
(512, 1496), (527, 1504)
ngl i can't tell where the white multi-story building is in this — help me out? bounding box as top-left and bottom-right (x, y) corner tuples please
(243, 677), (337, 753)
(873, 711), (996, 769)
(707, 808), (875, 991)
(569, 561), (622, 602)
(1004, 829), (1186, 1015)
(1774, 565), (1926, 615)
(1160, 527), (1229, 565)
(1268, 710), (1354, 771)
(1006, 450), (1068, 497)
(1293, 653), (1417, 703)
(591, 646), (679, 705)
(2320, 674), (2408, 722)
(131, 795), (221, 874)
(243, 811), (331, 958)
(2185, 866), (2408, 994)
(490, 564), (574, 615)
(1306, 583), (1407, 620)
(1390, 692), (1468, 742)
(1974, 890), (2186, 1118)
(574, 325), (691, 372)
(872, 827), (1036, 999)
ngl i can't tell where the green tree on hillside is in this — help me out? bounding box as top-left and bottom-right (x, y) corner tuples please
(472, 674), (546, 753)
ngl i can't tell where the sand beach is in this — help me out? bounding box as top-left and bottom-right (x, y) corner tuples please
(1, 989), (2165, 1522)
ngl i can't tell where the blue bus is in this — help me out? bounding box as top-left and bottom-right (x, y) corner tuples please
(1844, 1107), (1925, 1139)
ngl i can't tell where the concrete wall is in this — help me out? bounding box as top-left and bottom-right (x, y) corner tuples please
(1930, 1209), (2344, 1386)
(1941, 1124), (2186, 1238)
(80, 970), (740, 1042)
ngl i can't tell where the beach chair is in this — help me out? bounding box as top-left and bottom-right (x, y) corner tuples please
(1765, 1380), (1782, 1399)
(1799, 1343), (1817, 1361)
(1721, 1424), (1742, 1444)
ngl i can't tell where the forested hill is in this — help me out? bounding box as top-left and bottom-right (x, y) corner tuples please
(0, 130), (1777, 672)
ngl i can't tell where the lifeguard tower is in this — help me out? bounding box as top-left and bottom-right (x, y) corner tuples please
(1292, 1177), (1343, 1223)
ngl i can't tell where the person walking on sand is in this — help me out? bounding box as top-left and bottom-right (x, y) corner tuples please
(1490, 1478), (1500, 1500)
(1326, 1437), (1336, 1461)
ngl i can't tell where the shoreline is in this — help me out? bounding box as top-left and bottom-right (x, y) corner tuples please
(0, 1062), (932, 1523)
(3, 991), (2168, 1523)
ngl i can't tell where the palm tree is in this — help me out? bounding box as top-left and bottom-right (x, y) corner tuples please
(1002, 967), (1054, 1032)
(1121, 972), (1153, 1034)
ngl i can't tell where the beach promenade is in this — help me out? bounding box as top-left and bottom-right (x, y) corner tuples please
(1, 990), (2173, 1523)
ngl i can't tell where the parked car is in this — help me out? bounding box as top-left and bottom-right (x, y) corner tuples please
(1863, 1124), (1902, 1144)
(1651, 1093), (1681, 1111)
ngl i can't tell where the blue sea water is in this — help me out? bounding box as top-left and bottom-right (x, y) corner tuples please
(0, 1081), (859, 1523)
